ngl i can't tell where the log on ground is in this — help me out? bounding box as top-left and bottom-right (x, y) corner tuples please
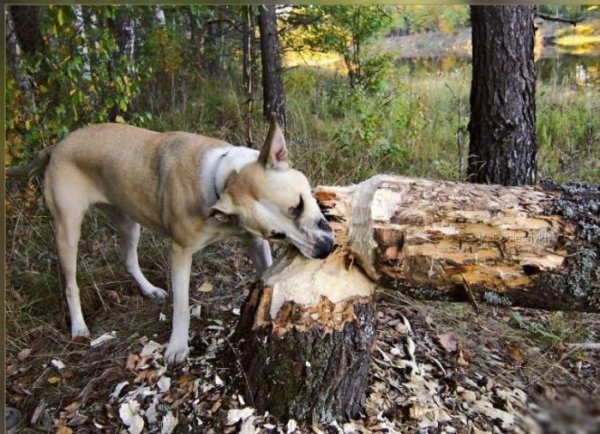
(234, 249), (376, 424)
(315, 175), (599, 312)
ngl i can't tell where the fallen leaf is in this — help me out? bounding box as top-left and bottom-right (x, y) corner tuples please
(239, 415), (256, 434)
(119, 401), (144, 434)
(50, 359), (66, 370)
(134, 369), (159, 385)
(160, 411), (178, 434)
(56, 425), (73, 434)
(457, 349), (470, 367)
(437, 333), (458, 353)
(126, 353), (139, 371)
(90, 331), (116, 348)
(140, 340), (163, 357)
(287, 419), (298, 433)
(198, 282), (213, 293)
(48, 376), (61, 384)
(191, 305), (202, 319)
(62, 401), (80, 417)
(507, 346), (522, 363)
(110, 381), (130, 401)
(225, 407), (254, 425)
(157, 376), (171, 393)
(18, 348), (32, 361)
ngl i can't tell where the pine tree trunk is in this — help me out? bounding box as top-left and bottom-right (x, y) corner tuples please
(235, 250), (376, 424)
(258, 5), (286, 129)
(468, 6), (537, 186)
(315, 175), (599, 312)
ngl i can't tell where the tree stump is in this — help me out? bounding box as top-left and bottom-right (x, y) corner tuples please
(235, 249), (376, 424)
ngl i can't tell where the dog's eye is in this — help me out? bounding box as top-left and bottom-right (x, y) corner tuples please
(289, 196), (304, 218)
(271, 231), (286, 240)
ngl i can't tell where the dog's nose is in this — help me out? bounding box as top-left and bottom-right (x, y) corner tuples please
(313, 236), (334, 259)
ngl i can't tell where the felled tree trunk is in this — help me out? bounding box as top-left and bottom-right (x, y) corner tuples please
(316, 175), (599, 312)
(235, 249), (376, 424)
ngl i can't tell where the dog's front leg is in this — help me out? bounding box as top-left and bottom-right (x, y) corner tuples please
(164, 243), (193, 365)
(245, 236), (273, 274)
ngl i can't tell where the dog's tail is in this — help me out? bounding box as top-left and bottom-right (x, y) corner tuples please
(6, 145), (56, 179)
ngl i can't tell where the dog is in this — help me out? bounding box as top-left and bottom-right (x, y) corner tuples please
(41, 117), (334, 364)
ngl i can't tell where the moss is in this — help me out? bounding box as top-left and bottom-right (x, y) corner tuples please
(482, 291), (512, 306)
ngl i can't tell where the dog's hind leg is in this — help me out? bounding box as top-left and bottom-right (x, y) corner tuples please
(45, 184), (90, 337)
(103, 207), (167, 300)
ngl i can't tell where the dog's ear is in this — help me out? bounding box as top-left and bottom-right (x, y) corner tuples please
(210, 194), (236, 222)
(258, 115), (288, 170)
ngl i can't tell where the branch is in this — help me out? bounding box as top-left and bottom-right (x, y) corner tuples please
(535, 12), (582, 26)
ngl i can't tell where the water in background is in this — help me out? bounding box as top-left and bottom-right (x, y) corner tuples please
(395, 54), (600, 87)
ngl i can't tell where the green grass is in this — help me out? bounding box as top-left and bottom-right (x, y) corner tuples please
(144, 64), (599, 187)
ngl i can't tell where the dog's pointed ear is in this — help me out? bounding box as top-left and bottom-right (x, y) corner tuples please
(210, 194), (236, 223)
(258, 115), (288, 170)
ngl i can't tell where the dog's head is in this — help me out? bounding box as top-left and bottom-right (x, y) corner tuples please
(211, 117), (334, 259)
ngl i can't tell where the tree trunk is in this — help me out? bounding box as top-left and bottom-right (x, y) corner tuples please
(314, 175), (599, 312)
(6, 8), (32, 94)
(8, 6), (44, 56)
(468, 6), (537, 186)
(258, 5), (286, 130)
(242, 5), (256, 146)
(72, 5), (92, 81)
(235, 249), (376, 424)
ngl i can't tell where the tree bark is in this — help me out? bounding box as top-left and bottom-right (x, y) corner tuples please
(468, 6), (537, 186)
(235, 249), (376, 424)
(73, 5), (92, 81)
(314, 175), (599, 312)
(6, 8), (32, 94)
(258, 5), (286, 130)
(8, 6), (44, 56)
(242, 5), (256, 146)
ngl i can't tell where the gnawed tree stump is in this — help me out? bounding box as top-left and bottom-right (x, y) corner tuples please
(235, 249), (376, 424)
(316, 175), (599, 312)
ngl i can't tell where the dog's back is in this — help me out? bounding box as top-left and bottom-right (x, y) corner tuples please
(45, 123), (229, 235)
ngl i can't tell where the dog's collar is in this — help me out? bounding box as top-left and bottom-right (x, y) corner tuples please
(213, 151), (230, 201)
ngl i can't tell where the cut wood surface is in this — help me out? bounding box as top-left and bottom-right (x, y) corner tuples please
(315, 175), (599, 312)
(235, 249), (376, 424)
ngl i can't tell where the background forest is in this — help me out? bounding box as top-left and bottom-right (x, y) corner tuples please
(6, 4), (600, 185)
(5, 4), (600, 433)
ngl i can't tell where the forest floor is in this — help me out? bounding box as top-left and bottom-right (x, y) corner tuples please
(5, 185), (600, 434)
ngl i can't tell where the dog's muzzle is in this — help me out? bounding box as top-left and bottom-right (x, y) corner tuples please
(313, 235), (334, 259)
(312, 217), (334, 259)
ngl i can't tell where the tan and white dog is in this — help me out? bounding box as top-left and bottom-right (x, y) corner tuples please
(42, 117), (334, 364)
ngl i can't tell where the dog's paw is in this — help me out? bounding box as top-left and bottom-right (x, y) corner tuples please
(71, 323), (90, 338)
(164, 341), (189, 365)
(142, 286), (168, 300)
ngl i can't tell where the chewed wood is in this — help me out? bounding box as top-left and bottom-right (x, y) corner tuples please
(316, 175), (599, 312)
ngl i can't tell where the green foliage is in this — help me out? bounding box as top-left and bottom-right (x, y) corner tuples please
(6, 5), (152, 164)
(391, 5), (470, 35)
(287, 6), (393, 90)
